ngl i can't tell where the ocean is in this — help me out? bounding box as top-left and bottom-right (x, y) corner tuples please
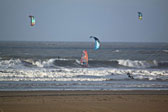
(0, 41), (168, 91)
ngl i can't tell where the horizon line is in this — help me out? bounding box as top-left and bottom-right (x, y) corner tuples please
(0, 40), (168, 43)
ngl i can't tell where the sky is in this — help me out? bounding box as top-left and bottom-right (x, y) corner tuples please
(0, 0), (168, 42)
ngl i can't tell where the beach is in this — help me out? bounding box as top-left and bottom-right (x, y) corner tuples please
(1, 0), (168, 111)
(0, 90), (168, 112)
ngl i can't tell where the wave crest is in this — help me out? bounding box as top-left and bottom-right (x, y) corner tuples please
(0, 59), (22, 69)
(31, 59), (56, 68)
(0, 58), (168, 69)
(118, 59), (158, 68)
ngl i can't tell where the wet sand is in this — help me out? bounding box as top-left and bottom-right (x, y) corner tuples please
(0, 90), (168, 112)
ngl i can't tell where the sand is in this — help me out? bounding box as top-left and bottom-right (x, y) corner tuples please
(0, 90), (168, 112)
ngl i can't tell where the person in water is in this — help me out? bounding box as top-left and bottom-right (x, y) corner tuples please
(80, 50), (88, 67)
(127, 72), (134, 79)
(82, 62), (88, 67)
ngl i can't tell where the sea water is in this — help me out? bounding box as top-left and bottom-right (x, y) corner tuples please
(0, 41), (168, 91)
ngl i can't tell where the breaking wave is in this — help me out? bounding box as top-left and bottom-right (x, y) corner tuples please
(28, 59), (56, 68)
(163, 50), (168, 53)
(118, 59), (158, 68)
(0, 59), (23, 69)
(0, 58), (168, 82)
(0, 67), (168, 81)
(0, 58), (168, 69)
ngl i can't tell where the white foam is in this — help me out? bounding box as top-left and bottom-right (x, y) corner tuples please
(55, 58), (70, 61)
(32, 59), (56, 68)
(0, 67), (168, 81)
(163, 50), (168, 53)
(0, 59), (23, 69)
(113, 50), (120, 52)
(75, 59), (81, 65)
(118, 59), (158, 68)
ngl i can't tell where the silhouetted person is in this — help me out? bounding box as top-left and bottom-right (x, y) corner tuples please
(127, 72), (134, 79)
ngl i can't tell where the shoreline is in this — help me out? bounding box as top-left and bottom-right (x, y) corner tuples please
(1, 90), (168, 96)
(0, 90), (168, 112)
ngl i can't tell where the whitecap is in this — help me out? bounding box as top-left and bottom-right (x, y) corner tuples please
(118, 59), (158, 68)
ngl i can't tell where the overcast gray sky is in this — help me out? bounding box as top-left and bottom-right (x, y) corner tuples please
(0, 0), (168, 42)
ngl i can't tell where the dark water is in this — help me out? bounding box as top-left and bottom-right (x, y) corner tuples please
(0, 41), (168, 90)
(1, 41), (168, 60)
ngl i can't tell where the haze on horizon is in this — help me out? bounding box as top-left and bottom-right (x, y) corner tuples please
(0, 0), (168, 42)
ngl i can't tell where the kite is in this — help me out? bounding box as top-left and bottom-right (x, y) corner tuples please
(90, 36), (101, 50)
(29, 15), (35, 26)
(138, 12), (142, 20)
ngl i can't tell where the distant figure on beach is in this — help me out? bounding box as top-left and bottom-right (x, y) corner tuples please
(127, 72), (134, 79)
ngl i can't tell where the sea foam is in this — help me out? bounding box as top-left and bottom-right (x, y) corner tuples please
(0, 67), (168, 81)
(118, 59), (158, 68)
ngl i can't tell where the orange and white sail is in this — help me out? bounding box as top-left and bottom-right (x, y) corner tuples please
(80, 50), (88, 67)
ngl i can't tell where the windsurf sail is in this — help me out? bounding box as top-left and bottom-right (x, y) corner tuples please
(29, 15), (35, 26)
(90, 36), (101, 50)
(138, 12), (142, 20)
(80, 50), (88, 67)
